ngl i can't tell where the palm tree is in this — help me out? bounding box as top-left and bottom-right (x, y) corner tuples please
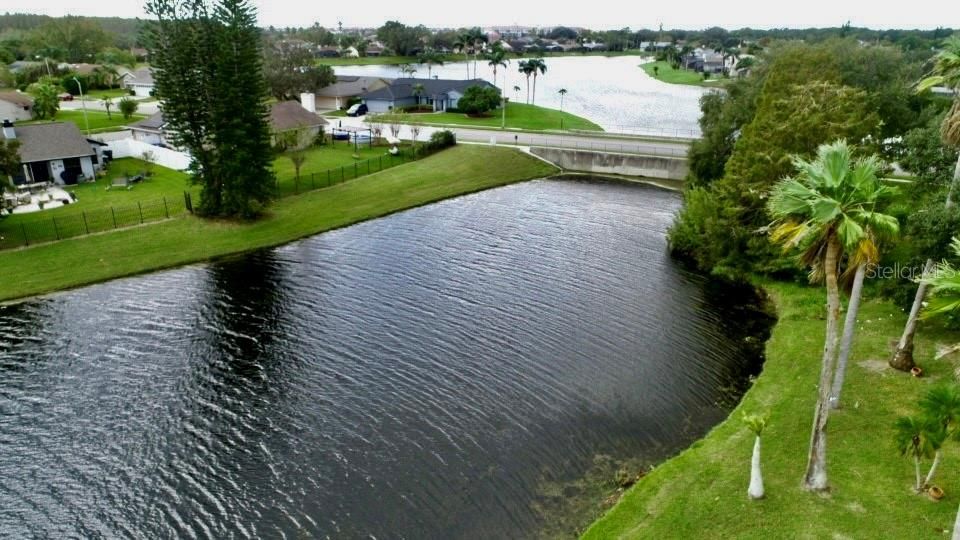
(469, 28), (487, 79)
(454, 32), (473, 79)
(917, 385), (960, 488)
(893, 36), (960, 372)
(101, 96), (114, 120)
(412, 83), (425, 107)
(418, 50), (443, 79)
(528, 58), (547, 105)
(518, 60), (533, 104)
(743, 413), (768, 500)
(485, 44), (508, 91)
(767, 140), (900, 492)
(895, 415), (944, 492)
(512, 85), (521, 100)
(558, 88), (568, 129)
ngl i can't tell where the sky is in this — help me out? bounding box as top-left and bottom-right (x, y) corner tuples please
(6, 1), (954, 30)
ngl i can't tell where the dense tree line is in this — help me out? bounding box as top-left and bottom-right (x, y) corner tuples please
(668, 38), (947, 279)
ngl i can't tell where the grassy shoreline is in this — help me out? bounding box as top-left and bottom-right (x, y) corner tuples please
(372, 102), (602, 132)
(583, 280), (960, 538)
(0, 145), (557, 303)
(640, 60), (726, 88)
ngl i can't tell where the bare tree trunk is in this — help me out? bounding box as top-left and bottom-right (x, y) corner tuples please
(891, 258), (935, 371)
(924, 449), (943, 488)
(532, 73), (538, 105)
(830, 263), (866, 409)
(892, 152), (960, 371)
(915, 455), (923, 492)
(748, 435), (764, 500)
(804, 237), (841, 492)
(952, 501), (960, 540)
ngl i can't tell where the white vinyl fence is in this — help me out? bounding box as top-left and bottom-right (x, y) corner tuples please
(105, 139), (191, 171)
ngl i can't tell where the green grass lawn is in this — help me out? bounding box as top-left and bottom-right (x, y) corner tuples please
(24, 109), (146, 134)
(583, 280), (960, 539)
(0, 145), (558, 301)
(640, 61), (726, 87)
(84, 88), (133, 99)
(376, 102), (602, 132)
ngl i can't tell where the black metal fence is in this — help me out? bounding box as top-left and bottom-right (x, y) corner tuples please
(0, 146), (431, 251)
(0, 194), (190, 251)
(273, 149), (413, 198)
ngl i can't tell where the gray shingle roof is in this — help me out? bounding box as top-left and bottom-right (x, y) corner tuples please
(315, 76), (391, 97)
(0, 91), (34, 107)
(129, 111), (165, 131)
(270, 101), (327, 132)
(1, 122), (95, 163)
(362, 78), (499, 101)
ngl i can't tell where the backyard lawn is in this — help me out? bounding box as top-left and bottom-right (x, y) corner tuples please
(0, 145), (558, 301)
(374, 102), (602, 132)
(640, 60), (725, 87)
(24, 109), (146, 134)
(85, 88), (134, 99)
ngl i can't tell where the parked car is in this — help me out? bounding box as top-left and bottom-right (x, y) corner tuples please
(332, 131), (350, 141)
(58, 93), (74, 101)
(346, 103), (368, 117)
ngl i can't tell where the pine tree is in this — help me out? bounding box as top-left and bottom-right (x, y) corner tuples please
(144, 0), (274, 218)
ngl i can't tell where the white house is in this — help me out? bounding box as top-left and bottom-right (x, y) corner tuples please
(0, 92), (34, 122)
(122, 67), (155, 97)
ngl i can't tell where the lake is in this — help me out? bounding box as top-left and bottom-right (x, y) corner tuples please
(0, 178), (769, 538)
(334, 55), (710, 136)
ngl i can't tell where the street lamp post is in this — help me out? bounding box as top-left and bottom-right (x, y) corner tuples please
(73, 77), (91, 135)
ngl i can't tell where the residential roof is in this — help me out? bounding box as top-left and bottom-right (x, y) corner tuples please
(0, 91), (34, 108)
(362, 78), (498, 101)
(270, 101), (327, 132)
(129, 111), (165, 132)
(1, 122), (95, 163)
(314, 76), (392, 98)
(128, 67), (155, 86)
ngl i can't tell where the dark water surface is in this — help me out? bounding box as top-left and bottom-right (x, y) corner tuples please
(0, 179), (767, 538)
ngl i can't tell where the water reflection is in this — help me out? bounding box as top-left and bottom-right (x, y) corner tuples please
(0, 178), (768, 538)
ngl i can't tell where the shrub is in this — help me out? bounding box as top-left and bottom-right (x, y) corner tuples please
(457, 85), (501, 116)
(427, 130), (456, 150)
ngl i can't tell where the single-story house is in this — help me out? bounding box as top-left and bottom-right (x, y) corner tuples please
(269, 100), (328, 145)
(129, 111), (176, 148)
(0, 92), (34, 122)
(123, 67), (155, 97)
(317, 46), (341, 58)
(361, 78), (500, 113)
(2, 120), (104, 186)
(7, 61), (41, 73)
(312, 76), (392, 111)
(365, 44), (385, 56)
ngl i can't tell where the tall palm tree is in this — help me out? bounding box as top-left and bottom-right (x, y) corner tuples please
(917, 385), (960, 488)
(485, 44), (508, 92)
(518, 60), (533, 104)
(558, 88), (568, 129)
(466, 27), (487, 79)
(418, 50), (443, 79)
(528, 58), (547, 105)
(455, 32), (473, 79)
(893, 36), (960, 372)
(767, 140), (899, 492)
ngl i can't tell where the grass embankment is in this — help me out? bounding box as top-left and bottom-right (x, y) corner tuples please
(583, 280), (960, 539)
(640, 61), (724, 87)
(319, 50), (650, 67)
(0, 145), (557, 302)
(375, 102), (602, 132)
(24, 110), (146, 133)
(84, 88), (133, 99)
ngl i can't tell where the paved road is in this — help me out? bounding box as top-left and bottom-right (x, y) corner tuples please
(328, 115), (691, 158)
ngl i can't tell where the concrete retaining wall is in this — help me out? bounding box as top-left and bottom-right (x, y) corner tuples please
(530, 147), (688, 181)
